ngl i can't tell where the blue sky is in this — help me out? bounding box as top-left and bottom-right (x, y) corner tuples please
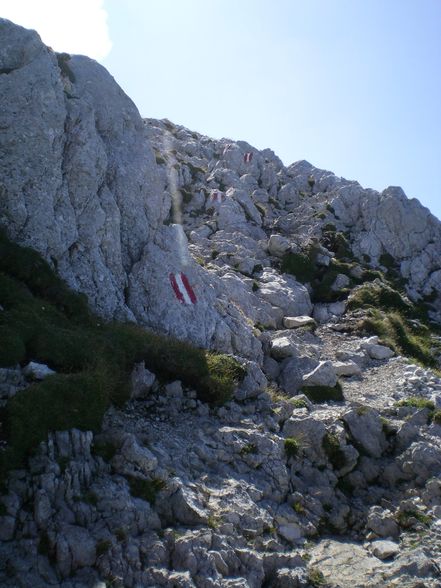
(2, 0), (441, 219)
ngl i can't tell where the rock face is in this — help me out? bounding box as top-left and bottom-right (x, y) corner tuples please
(1, 17), (441, 588)
(0, 18), (260, 360)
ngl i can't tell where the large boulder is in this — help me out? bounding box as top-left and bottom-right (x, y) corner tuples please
(258, 270), (312, 317)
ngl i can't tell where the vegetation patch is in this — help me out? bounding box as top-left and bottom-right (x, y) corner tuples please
(0, 231), (244, 475)
(359, 310), (438, 369)
(395, 397), (435, 411)
(154, 152), (166, 165)
(432, 410), (441, 425)
(92, 439), (118, 462)
(301, 382), (344, 403)
(284, 437), (301, 458)
(308, 567), (327, 587)
(336, 476), (354, 495)
(322, 231), (353, 260)
(252, 263), (263, 274)
(348, 283), (411, 316)
(397, 510), (432, 528)
(289, 397), (308, 409)
(280, 252), (316, 283)
(322, 432), (347, 470)
(240, 442), (257, 456)
(310, 259), (355, 303)
(379, 252), (396, 269)
(180, 187), (193, 204)
(292, 501), (305, 514)
(126, 476), (166, 505)
(96, 539), (112, 557)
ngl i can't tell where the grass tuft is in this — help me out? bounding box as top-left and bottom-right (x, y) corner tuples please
(359, 311), (437, 368)
(284, 437), (300, 458)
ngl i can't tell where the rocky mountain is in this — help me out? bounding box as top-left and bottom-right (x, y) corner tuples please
(0, 18), (441, 588)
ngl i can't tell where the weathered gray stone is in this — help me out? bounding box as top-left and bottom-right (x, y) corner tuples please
(130, 362), (156, 399)
(23, 362), (56, 380)
(342, 407), (387, 458)
(302, 361), (337, 387)
(283, 316), (316, 329)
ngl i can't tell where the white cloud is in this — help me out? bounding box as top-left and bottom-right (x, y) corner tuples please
(0, 0), (112, 61)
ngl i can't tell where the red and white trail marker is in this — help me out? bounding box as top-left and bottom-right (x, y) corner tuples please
(243, 152), (253, 163)
(209, 189), (224, 204)
(169, 272), (197, 305)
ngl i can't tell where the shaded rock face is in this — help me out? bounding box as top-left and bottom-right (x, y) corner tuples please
(0, 18), (260, 360)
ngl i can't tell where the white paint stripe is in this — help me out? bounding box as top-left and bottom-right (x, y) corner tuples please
(175, 272), (192, 305)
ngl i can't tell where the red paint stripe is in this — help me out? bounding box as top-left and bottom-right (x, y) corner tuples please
(180, 272), (197, 304)
(169, 273), (185, 304)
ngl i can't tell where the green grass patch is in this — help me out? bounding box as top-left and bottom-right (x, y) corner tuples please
(92, 439), (118, 462)
(397, 510), (432, 528)
(322, 432), (347, 470)
(154, 152), (166, 165)
(322, 231), (353, 260)
(308, 567), (327, 587)
(362, 268), (384, 282)
(289, 397), (308, 409)
(348, 283), (411, 315)
(2, 370), (111, 471)
(360, 311), (437, 368)
(240, 442), (257, 456)
(292, 501), (305, 514)
(0, 231), (245, 476)
(126, 476), (166, 504)
(301, 382), (344, 403)
(252, 264), (263, 274)
(310, 259), (355, 303)
(432, 410), (441, 425)
(379, 252), (396, 269)
(281, 252), (316, 283)
(180, 187), (193, 204)
(284, 437), (300, 458)
(96, 539), (112, 557)
(395, 397), (435, 411)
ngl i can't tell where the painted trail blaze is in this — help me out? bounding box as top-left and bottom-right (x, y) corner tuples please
(244, 152), (253, 163)
(169, 272), (197, 304)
